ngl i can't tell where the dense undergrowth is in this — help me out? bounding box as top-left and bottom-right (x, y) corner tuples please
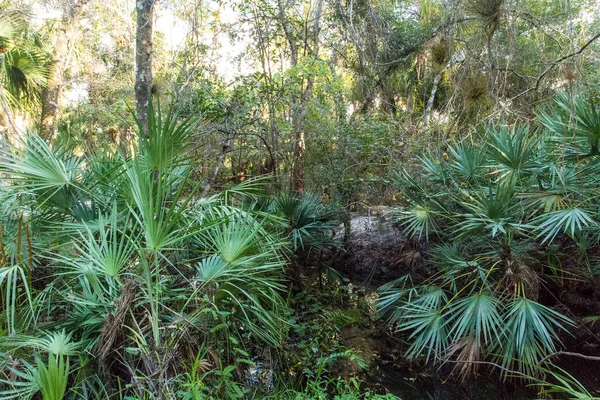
(2, 95), (600, 399)
(376, 93), (600, 397)
(0, 102), (399, 399)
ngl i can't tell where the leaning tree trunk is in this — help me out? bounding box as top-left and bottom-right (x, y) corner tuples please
(40, 0), (89, 142)
(135, 0), (156, 138)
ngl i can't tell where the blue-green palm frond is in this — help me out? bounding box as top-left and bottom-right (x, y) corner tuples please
(485, 124), (539, 182)
(534, 207), (597, 244)
(455, 183), (525, 238)
(539, 92), (600, 157)
(448, 142), (485, 183)
(446, 292), (504, 347)
(496, 297), (573, 377)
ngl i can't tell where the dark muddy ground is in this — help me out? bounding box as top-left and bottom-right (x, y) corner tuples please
(327, 211), (600, 399)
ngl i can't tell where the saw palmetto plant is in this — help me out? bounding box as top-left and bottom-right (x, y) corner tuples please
(0, 12), (47, 115)
(0, 101), (294, 398)
(376, 93), (600, 380)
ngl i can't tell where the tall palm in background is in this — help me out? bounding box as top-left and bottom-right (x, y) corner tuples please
(0, 9), (47, 135)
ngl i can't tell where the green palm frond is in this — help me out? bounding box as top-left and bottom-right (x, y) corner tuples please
(534, 207), (597, 243)
(394, 167), (438, 205)
(486, 124), (539, 182)
(375, 275), (416, 321)
(26, 330), (80, 357)
(396, 204), (440, 241)
(399, 302), (448, 361)
(0, 134), (81, 190)
(448, 142), (485, 183)
(139, 99), (200, 172)
(194, 217), (288, 345)
(0, 14), (19, 40)
(384, 286), (449, 361)
(1, 49), (47, 99)
(455, 184), (523, 238)
(124, 158), (196, 251)
(0, 357), (38, 399)
(65, 208), (136, 300)
(0, 12), (48, 111)
(539, 92), (600, 156)
(420, 153), (448, 183)
(497, 297), (572, 377)
(272, 192), (336, 252)
(446, 292), (504, 346)
(36, 353), (69, 400)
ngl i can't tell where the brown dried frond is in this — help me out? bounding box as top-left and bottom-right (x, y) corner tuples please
(398, 248), (422, 268)
(197, 359), (212, 373)
(98, 279), (137, 362)
(503, 258), (540, 300)
(445, 335), (483, 380)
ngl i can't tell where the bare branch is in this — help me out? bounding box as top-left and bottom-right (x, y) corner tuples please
(510, 32), (600, 101)
(539, 351), (600, 365)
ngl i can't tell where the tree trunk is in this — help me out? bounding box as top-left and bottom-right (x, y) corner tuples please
(40, 0), (89, 142)
(0, 88), (17, 140)
(277, 0), (298, 66)
(422, 71), (442, 129)
(135, 0), (156, 137)
(288, 0), (324, 193)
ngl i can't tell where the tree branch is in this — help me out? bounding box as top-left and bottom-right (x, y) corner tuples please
(439, 358), (532, 379)
(539, 351), (600, 365)
(510, 32), (600, 101)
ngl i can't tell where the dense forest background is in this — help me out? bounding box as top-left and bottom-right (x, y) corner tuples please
(1, 0), (600, 398)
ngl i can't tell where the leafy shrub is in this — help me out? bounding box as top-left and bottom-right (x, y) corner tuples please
(0, 102), (291, 398)
(377, 94), (600, 379)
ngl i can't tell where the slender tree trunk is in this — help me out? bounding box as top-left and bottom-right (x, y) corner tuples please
(422, 71), (442, 129)
(313, 0), (323, 57)
(288, 0), (324, 193)
(277, 0), (298, 66)
(39, 0), (89, 142)
(135, 0), (156, 137)
(277, 0), (303, 192)
(0, 89), (17, 138)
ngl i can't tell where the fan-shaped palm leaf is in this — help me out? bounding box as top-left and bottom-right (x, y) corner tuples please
(486, 124), (539, 182)
(534, 207), (597, 243)
(496, 297), (572, 377)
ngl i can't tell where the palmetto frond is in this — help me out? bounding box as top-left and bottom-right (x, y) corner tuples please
(194, 216), (288, 346)
(272, 192), (336, 252)
(377, 101), (594, 379)
(496, 297), (573, 377)
(0, 134), (82, 193)
(397, 204), (443, 241)
(534, 207), (597, 243)
(398, 302), (448, 361)
(485, 124), (539, 182)
(539, 92), (600, 156)
(446, 292), (504, 346)
(0, 14), (47, 111)
(448, 142), (485, 183)
(139, 100), (200, 172)
(455, 183), (524, 238)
